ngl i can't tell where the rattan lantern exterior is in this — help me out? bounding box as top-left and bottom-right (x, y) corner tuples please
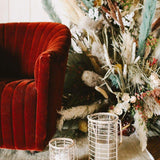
(88, 113), (122, 160)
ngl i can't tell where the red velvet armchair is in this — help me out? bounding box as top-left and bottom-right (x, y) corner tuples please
(0, 22), (71, 151)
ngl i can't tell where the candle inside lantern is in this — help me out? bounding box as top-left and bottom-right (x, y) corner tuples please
(54, 151), (70, 160)
(95, 139), (116, 160)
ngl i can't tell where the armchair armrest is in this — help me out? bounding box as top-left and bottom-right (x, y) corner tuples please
(34, 27), (71, 148)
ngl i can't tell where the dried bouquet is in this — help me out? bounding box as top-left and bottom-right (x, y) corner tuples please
(43, 0), (160, 151)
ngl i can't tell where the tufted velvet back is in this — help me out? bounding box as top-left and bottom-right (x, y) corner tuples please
(0, 22), (69, 77)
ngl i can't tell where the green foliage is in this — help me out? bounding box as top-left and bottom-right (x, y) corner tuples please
(81, 0), (94, 9)
(137, 0), (157, 57)
(42, 0), (61, 22)
(109, 74), (120, 89)
(64, 50), (94, 91)
(115, 0), (132, 11)
(63, 50), (103, 108)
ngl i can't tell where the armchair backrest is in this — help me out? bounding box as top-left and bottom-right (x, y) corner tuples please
(0, 22), (70, 78)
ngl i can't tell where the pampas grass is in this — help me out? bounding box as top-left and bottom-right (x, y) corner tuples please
(57, 100), (108, 131)
(91, 41), (107, 66)
(52, 0), (85, 25)
(128, 64), (149, 87)
(144, 96), (160, 116)
(134, 111), (148, 152)
(121, 31), (134, 64)
(78, 16), (103, 33)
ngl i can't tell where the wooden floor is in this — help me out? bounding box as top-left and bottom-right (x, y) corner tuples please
(147, 136), (160, 160)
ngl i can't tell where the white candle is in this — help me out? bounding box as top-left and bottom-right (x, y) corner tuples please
(54, 151), (70, 160)
(95, 139), (116, 160)
(49, 148), (73, 160)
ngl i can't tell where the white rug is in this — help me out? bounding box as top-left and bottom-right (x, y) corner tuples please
(119, 134), (154, 160)
(0, 134), (154, 160)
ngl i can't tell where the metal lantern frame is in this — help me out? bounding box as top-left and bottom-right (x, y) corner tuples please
(88, 112), (122, 160)
(49, 138), (76, 160)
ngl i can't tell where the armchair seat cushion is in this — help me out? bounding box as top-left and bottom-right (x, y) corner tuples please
(0, 79), (38, 150)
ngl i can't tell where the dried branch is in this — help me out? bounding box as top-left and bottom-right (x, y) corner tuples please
(99, 7), (112, 27)
(101, 2), (124, 32)
(116, 5), (125, 32)
(95, 86), (108, 99)
(152, 17), (160, 32)
(101, 5), (110, 14)
(106, 0), (117, 21)
(87, 54), (104, 75)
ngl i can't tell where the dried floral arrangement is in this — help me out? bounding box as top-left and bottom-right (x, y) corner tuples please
(43, 0), (160, 151)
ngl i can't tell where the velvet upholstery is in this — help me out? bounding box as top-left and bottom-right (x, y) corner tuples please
(0, 22), (71, 150)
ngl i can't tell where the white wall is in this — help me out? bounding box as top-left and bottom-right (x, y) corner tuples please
(0, 0), (51, 23)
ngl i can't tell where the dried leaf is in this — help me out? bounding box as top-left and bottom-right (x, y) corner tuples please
(152, 17), (160, 32)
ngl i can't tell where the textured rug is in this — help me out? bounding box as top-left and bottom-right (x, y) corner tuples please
(0, 134), (154, 160)
(0, 136), (88, 160)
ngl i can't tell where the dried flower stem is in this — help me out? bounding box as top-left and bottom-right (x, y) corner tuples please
(99, 7), (112, 27)
(152, 17), (160, 32)
(106, 0), (117, 21)
(101, 5), (110, 14)
(116, 5), (124, 32)
(87, 54), (104, 75)
(101, 3), (124, 32)
(122, 123), (130, 130)
(95, 86), (108, 99)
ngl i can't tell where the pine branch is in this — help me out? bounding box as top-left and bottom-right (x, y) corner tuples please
(137, 0), (157, 57)
(42, 0), (61, 22)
